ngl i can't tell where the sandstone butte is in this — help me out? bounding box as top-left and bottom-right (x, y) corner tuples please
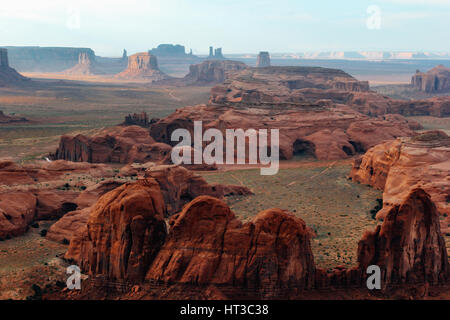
(14, 163), (249, 243)
(350, 131), (450, 233)
(64, 180), (449, 298)
(115, 52), (170, 81)
(63, 52), (103, 76)
(0, 110), (29, 124)
(411, 65), (450, 93)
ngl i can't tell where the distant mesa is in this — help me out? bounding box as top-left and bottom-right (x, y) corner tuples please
(183, 60), (248, 85)
(256, 51), (271, 67)
(115, 52), (171, 81)
(207, 46), (225, 60)
(0, 48), (30, 87)
(63, 52), (103, 76)
(411, 65), (450, 93)
(149, 44), (195, 58)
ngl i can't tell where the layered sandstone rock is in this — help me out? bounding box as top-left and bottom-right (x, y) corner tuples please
(357, 189), (449, 284)
(149, 104), (416, 161)
(46, 180), (125, 242)
(51, 125), (172, 164)
(63, 52), (102, 76)
(66, 180), (167, 282)
(0, 48), (30, 87)
(350, 131), (450, 233)
(144, 165), (252, 215)
(115, 52), (170, 81)
(256, 52), (271, 67)
(411, 65), (450, 93)
(209, 66), (370, 105)
(183, 60), (248, 85)
(0, 159), (116, 239)
(147, 196), (315, 290)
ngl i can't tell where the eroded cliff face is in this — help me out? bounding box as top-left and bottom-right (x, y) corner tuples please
(350, 131), (450, 233)
(66, 179), (167, 282)
(51, 125), (172, 164)
(357, 189), (449, 285)
(412, 65), (450, 93)
(115, 52), (170, 81)
(183, 60), (248, 85)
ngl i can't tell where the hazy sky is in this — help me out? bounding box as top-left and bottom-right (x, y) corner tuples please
(1, 0), (449, 57)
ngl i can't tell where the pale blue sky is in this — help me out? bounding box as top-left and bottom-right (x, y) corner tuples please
(0, 0), (449, 56)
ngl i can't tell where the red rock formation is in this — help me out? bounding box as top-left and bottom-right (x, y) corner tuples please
(209, 66), (370, 105)
(350, 131), (450, 233)
(0, 159), (116, 239)
(411, 65), (450, 93)
(149, 104), (416, 162)
(0, 191), (37, 239)
(0, 48), (29, 87)
(144, 164), (252, 215)
(115, 52), (170, 82)
(46, 180), (125, 242)
(357, 189), (449, 285)
(51, 125), (172, 164)
(66, 180), (167, 282)
(147, 196), (315, 290)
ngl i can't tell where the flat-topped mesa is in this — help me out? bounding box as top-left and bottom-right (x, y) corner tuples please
(209, 66), (370, 106)
(183, 60), (248, 85)
(0, 48), (29, 87)
(256, 51), (271, 67)
(411, 65), (450, 93)
(350, 130), (450, 233)
(115, 52), (170, 81)
(0, 110), (28, 124)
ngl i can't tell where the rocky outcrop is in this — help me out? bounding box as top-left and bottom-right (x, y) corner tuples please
(0, 110), (29, 124)
(51, 125), (172, 164)
(0, 159), (116, 239)
(66, 180), (168, 282)
(0, 48), (30, 87)
(183, 60), (247, 85)
(63, 52), (102, 76)
(209, 66), (370, 105)
(147, 196), (315, 290)
(115, 52), (170, 82)
(149, 104), (416, 162)
(411, 65), (450, 93)
(350, 131), (450, 233)
(144, 165), (252, 215)
(256, 51), (271, 67)
(357, 189), (449, 285)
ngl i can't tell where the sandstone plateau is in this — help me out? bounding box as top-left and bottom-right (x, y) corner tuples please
(115, 52), (170, 81)
(411, 65), (450, 93)
(350, 131), (450, 233)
